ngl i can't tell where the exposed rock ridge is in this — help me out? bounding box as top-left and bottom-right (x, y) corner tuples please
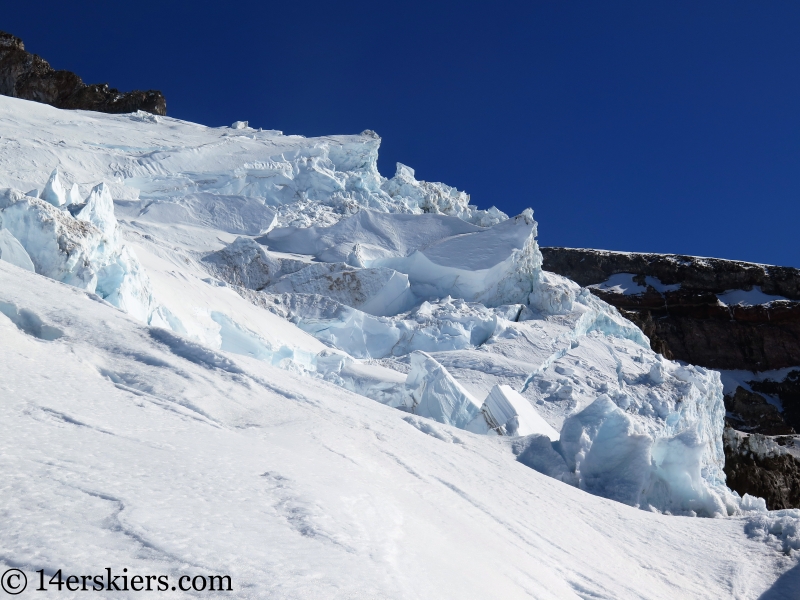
(0, 31), (166, 115)
(541, 247), (800, 298)
(541, 247), (800, 372)
(723, 428), (800, 510)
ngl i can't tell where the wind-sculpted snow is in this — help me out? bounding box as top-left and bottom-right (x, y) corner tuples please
(0, 97), (504, 232)
(262, 208), (541, 307)
(262, 209), (485, 264)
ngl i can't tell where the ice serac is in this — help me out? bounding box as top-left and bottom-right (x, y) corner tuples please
(482, 384), (559, 439)
(0, 95), (790, 528)
(264, 208), (541, 308)
(374, 209), (541, 306)
(0, 186), (156, 322)
(405, 351), (485, 430)
(0, 228), (34, 271)
(202, 236), (287, 290)
(380, 163), (507, 227)
(557, 363), (734, 516)
(264, 294), (517, 359)
(77, 182), (118, 239)
(262, 209), (483, 263)
(39, 167), (66, 207)
(66, 183), (82, 206)
(266, 263), (416, 317)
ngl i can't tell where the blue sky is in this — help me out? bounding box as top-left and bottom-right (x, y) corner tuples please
(5, 1), (800, 265)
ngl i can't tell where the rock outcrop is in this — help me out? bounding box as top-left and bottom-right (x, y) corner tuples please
(541, 248), (800, 371)
(0, 31), (166, 115)
(723, 428), (800, 510)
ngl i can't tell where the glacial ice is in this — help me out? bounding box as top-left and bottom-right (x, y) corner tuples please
(380, 163), (507, 227)
(77, 182), (118, 239)
(405, 351), (485, 430)
(0, 228), (34, 272)
(40, 167), (66, 207)
(0, 185), (156, 322)
(0, 95), (784, 522)
(262, 209), (485, 263)
(482, 384), (560, 439)
(3, 258), (788, 598)
(266, 263), (416, 317)
(67, 182), (82, 206)
(264, 293), (520, 359)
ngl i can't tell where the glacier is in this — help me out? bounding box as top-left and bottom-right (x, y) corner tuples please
(0, 94), (797, 597)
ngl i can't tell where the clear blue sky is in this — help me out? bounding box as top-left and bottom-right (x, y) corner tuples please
(5, 1), (800, 265)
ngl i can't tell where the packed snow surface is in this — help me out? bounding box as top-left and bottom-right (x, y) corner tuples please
(0, 95), (797, 597)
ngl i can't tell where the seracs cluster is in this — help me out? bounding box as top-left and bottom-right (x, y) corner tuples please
(0, 96), (794, 525)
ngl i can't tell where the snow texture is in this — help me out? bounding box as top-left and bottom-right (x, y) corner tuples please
(0, 95), (797, 596)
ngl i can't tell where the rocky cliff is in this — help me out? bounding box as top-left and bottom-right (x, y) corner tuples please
(542, 246), (800, 508)
(0, 31), (165, 115)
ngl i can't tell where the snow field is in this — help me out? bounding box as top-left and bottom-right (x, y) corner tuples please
(0, 260), (794, 599)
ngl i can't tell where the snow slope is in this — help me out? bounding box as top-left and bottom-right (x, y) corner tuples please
(0, 260), (796, 599)
(0, 95), (798, 596)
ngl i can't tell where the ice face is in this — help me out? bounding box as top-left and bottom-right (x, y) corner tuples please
(483, 384), (559, 439)
(0, 188), (156, 322)
(406, 351), (484, 429)
(0, 228), (34, 271)
(266, 263), (416, 317)
(67, 183), (83, 206)
(264, 208), (542, 308)
(77, 182), (118, 239)
(40, 167), (66, 207)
